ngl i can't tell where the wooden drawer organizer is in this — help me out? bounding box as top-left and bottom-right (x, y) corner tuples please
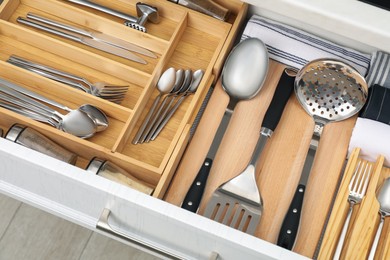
(0, 0), (247, 197)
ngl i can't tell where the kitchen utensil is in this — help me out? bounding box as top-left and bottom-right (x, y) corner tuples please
(139, 69), (187, 144)
(5, 124), (78, 165)
(277, 59), (368, 250)
(7, 55), (128, 103)
(0, 77), (108, 132)
(86, 158), (154, 195)
(132, 68), (177, 144)
(0, 80), (97, 138)
(368, 177), (390, 260)
(66, 0), (159, 33)
(201, 38), (269, 233)
(333, 160), (372, 259)
(202, 69), (294, 235)
(16, 17), (147, 64)
(145, 69), (194, 142)
(187, 68), (295, 215)
(25, 13), (156, 58)
(168, 0), (230, 21)
(151, 69), (205, 141)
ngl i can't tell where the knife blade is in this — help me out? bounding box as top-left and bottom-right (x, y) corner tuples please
(16, 17), (147, 64)
(26, 13), (157, 59)
(181, 68), (297, 213)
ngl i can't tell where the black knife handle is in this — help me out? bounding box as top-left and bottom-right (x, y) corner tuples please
(181, 158), (212, 212)
(277, 184), (306, 250)
(262, 70), (295, 131)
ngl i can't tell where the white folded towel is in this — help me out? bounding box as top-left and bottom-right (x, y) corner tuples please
(241, 15), (372, 76)
(348, 117), (390, 166)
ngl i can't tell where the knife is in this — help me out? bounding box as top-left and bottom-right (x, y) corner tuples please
(16, 17), (147, 64)
(25, 13), (157, 59)
(181, 68), (297, 213)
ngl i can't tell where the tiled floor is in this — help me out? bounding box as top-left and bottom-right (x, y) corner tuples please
(0, 193), (159, 260)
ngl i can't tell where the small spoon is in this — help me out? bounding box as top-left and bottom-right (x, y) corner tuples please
(150, 69), (204, 140)
(368, 177), (390, 260)
(139, 69), (185, 143)
(132, 67), (176, 144)
(144, 69), (192, 142)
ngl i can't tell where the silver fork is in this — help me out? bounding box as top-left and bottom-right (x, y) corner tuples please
(7, 55), (128, 103)
(333, 160), (372, 259)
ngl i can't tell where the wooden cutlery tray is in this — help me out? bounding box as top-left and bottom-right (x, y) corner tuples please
(0, 0), (247, 197)
(319, 148), (390, 259)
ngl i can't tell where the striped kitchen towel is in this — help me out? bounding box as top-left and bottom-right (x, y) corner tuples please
(360, 84), (390, 124)
(365, 51), (390, 88)
(241, 15), (372, 76)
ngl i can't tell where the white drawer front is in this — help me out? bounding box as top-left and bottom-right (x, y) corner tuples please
(0, 139), (306, 260)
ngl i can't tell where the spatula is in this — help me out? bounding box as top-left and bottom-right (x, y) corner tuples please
(203, 68), (296, 234)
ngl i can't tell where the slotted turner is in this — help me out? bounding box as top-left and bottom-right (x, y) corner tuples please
(203, 69), (296, 234)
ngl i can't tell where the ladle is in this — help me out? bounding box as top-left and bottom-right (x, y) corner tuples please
(0, 79), (98, 138)
(0, 78), (108, 132)
(132, 67), (176, 144)
(368, 177), (390, 260)
(150, 69), (204, 141)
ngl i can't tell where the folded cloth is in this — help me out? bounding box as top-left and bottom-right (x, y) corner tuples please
(360, 84), (390, 124)
(348, 117), (390, 166)
(365, 51), (390, 88)
(241, 15), (371, 76)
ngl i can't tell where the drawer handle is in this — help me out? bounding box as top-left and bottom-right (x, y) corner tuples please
(96, 208), (183, 260)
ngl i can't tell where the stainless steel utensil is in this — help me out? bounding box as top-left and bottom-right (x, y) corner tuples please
(150, 69), (205, 141)
(0, 80), (98, 138)
(185, 68), (294, 217)
(0, 77), (108, 132)
(26, 13), (156, 58)
(333, 160), (372, 259)
(7, 55), (129, 103)
(139, 69), (187, 143)
(132, 68), (176, 144)
(66, 0), (159, 33)
(277, 58), (368, 250)
(202, 38), (269, 234)
(16, 17), (147, 64)
(168, 0), (230, 21)
(144, 69), (193, 142)
(368, 177), (390, 260)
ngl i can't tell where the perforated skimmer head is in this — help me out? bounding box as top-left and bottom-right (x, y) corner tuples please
(295, 59), (368, 122)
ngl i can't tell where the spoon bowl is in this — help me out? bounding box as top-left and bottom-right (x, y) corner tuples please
(368, 177), (390, 259)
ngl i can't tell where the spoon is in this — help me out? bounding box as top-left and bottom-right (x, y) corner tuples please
(0, 80), (97, 138)
(368, 177), (390, 260)
(139, 68), (185, 143)
(144, 69), (192, 142)
(150, 69), (204, 141)
(182, 37), (269, 213)
(132, 67), (176, 144)
(0, 78), (108, 132)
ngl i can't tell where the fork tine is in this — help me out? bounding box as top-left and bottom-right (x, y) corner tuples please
(361, 164), (372, 195)
(348, 161), (360, 190)
(356, 162), (367, 193)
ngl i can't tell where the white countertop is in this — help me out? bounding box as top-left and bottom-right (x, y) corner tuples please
(243, 0), (390, 54)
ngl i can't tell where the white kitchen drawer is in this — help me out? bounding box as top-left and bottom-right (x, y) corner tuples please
(0, 0), (388, 259)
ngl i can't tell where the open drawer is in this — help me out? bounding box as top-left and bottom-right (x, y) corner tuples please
(0, 0), (388, 259)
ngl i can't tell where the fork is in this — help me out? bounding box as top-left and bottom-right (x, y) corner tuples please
(333, 160), (372, 259)
(7, 55), (128, 103)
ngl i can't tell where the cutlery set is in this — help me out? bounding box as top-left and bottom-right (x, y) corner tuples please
(320, 150), (390, 260)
